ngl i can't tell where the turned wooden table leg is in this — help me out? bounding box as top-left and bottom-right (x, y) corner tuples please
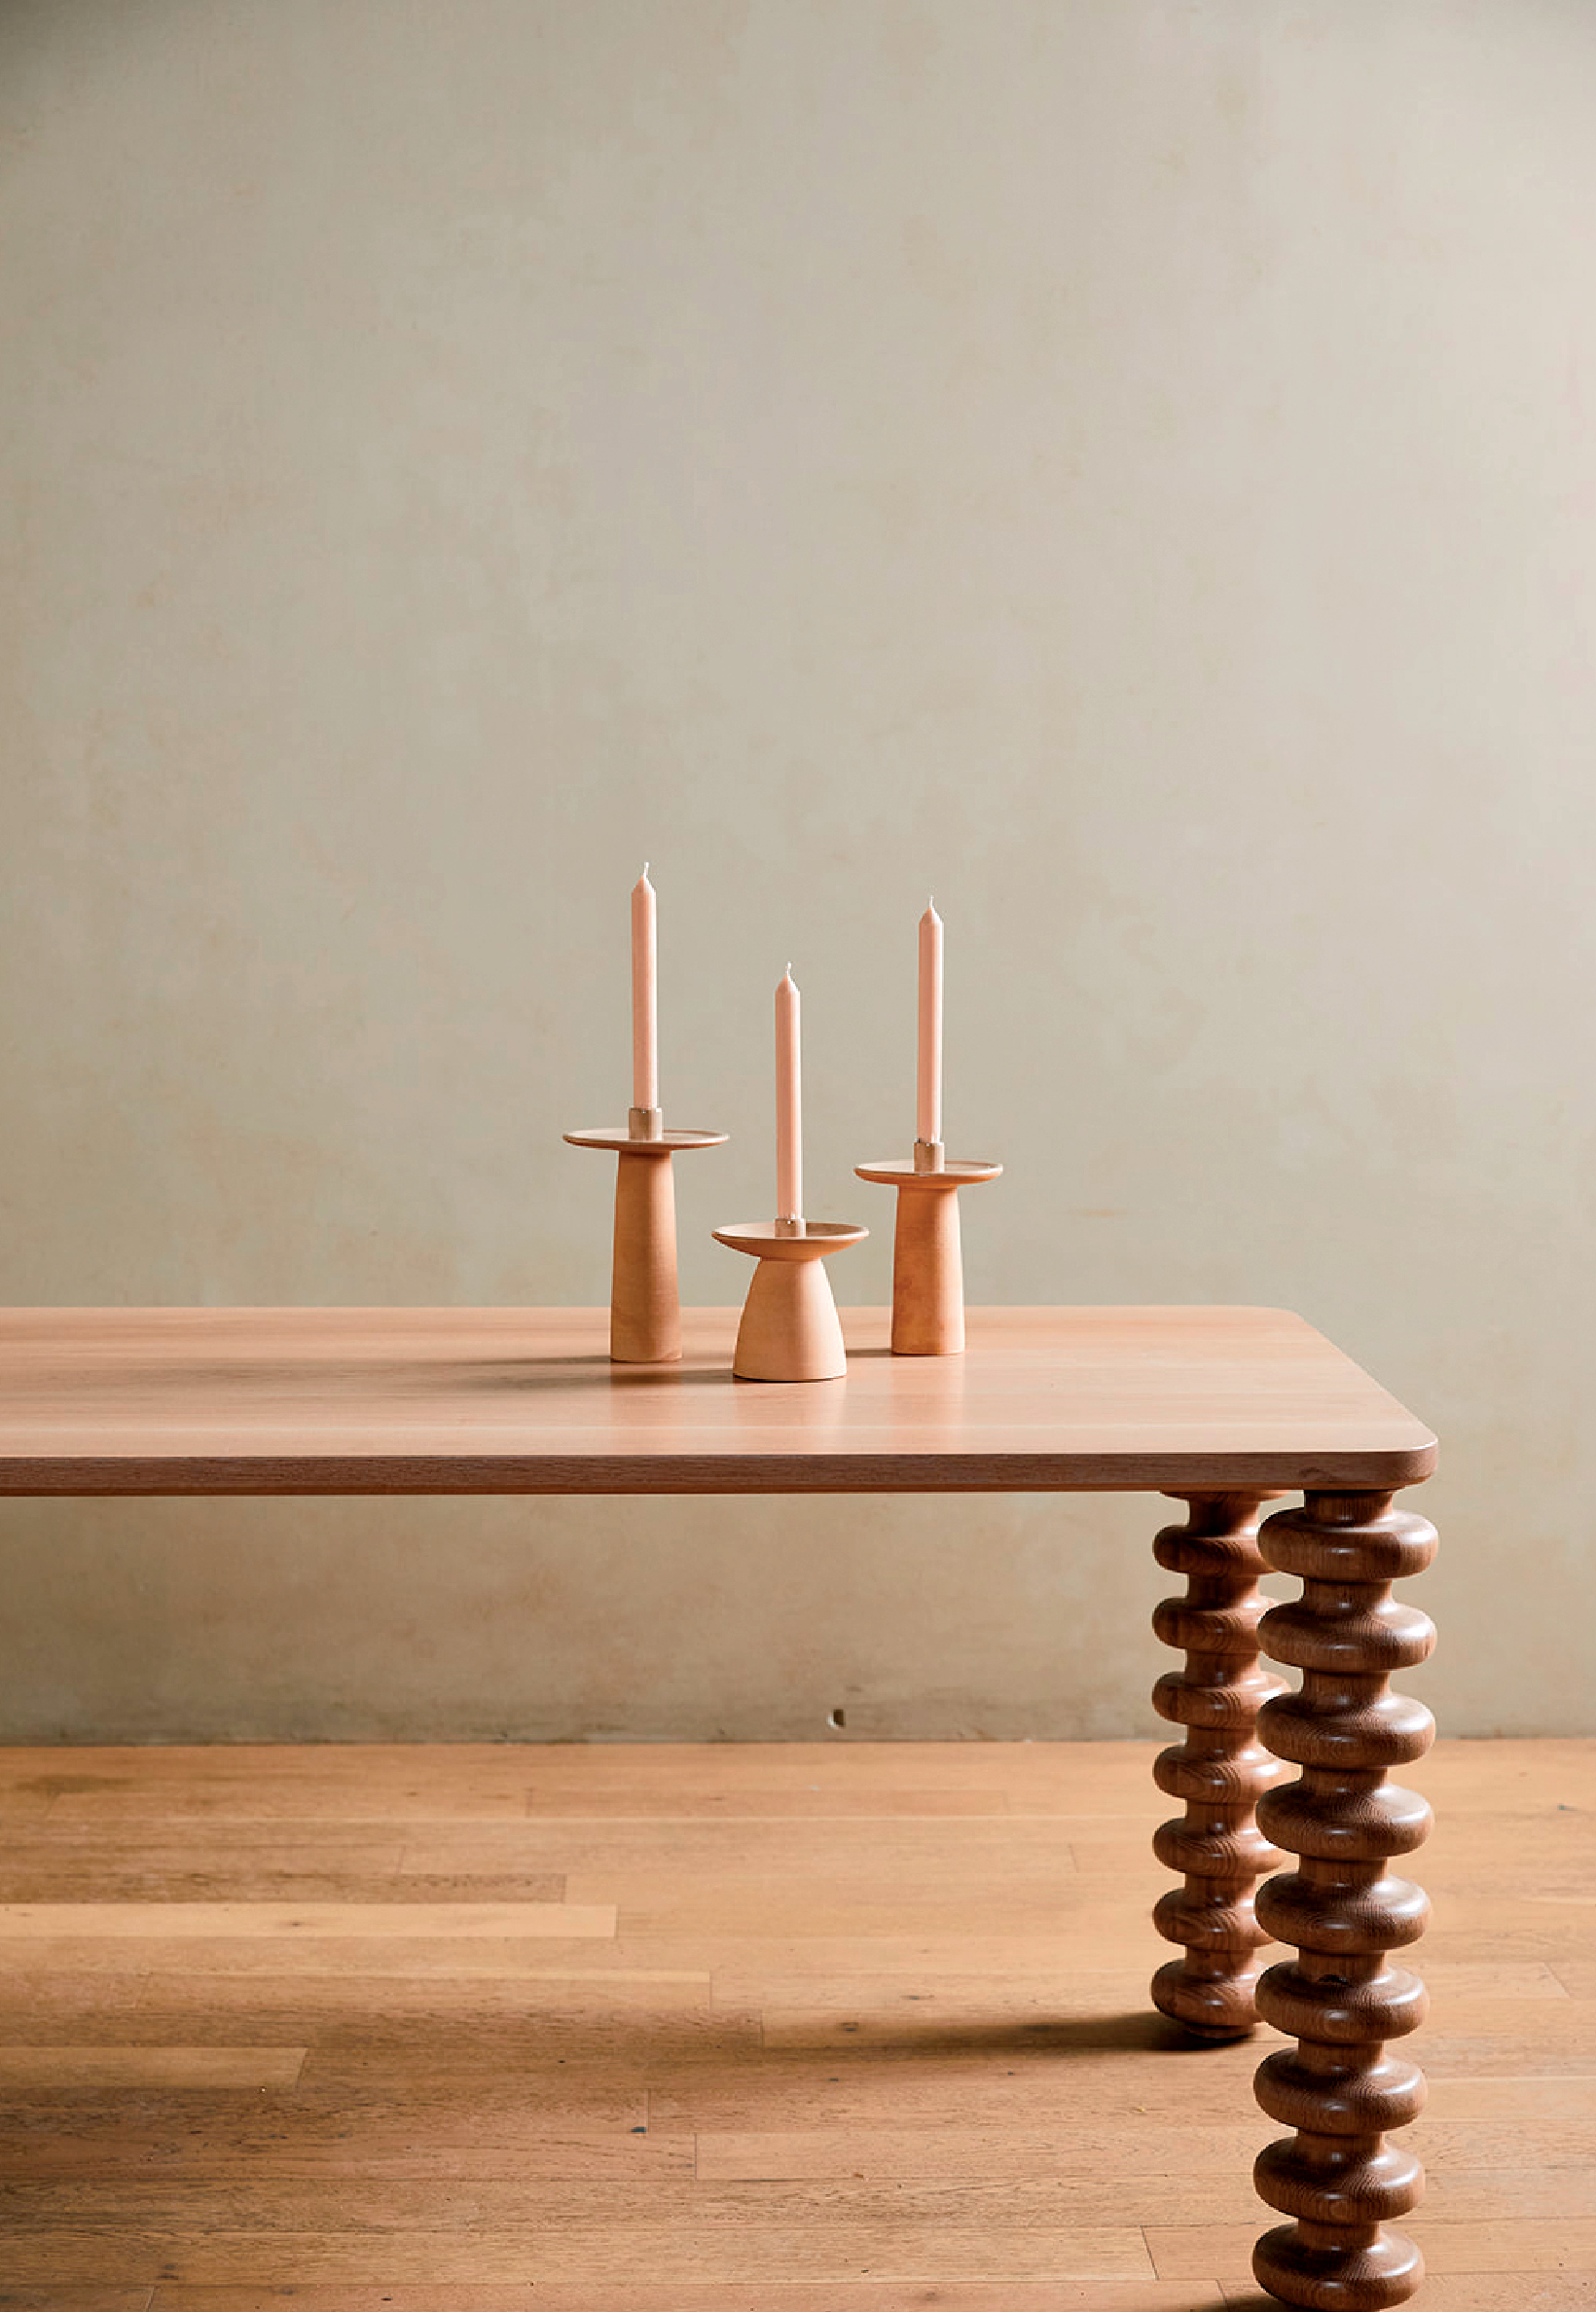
(1150, 1492), (1289, 2039)
(1251, 1489), (1438, 2310)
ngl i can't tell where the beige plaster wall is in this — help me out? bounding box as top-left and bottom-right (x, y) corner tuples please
(1, 0), (1591, 1741)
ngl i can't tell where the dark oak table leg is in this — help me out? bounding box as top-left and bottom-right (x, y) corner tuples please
(1251, 1488), (1438, 2310)
(1150, 1491), (1288, 2039)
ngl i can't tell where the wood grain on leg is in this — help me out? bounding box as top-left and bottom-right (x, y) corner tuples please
(1151, 1492), (1287, 2038)
(1251, 1489), (1438, 2309)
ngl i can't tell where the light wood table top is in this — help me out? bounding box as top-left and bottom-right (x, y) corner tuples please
(0, 1305), (1434, 1497)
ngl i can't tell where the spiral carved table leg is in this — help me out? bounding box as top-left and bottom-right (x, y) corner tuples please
(1251, 1489), (1438, 2311)
(1150, 1492), (1289, 2040)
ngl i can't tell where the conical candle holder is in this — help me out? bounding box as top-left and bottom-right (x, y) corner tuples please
(854, 1141), (1001, 1355)
(711, 1218), (868, 1382)
(565, 1111), (727, 1362)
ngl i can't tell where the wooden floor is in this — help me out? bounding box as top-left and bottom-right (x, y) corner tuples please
(0, 1739), (1590, 2311)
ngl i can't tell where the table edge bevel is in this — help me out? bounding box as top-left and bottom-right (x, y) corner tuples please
(0, 1442), (1438, 1498)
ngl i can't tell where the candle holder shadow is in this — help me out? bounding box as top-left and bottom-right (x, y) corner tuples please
(854, 1151), (1002, 1355)
(710, 1220), (868, 1382)
(565, 1126), (728, 1363)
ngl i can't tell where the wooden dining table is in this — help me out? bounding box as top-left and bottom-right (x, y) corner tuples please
(0, 1301), (1438, 2312)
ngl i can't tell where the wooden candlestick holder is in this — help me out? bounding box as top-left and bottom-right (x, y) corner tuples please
(854, 1142), (1001, 1355)
(564, 1113), (727, 1363)
(710, 1219), (868, 1382)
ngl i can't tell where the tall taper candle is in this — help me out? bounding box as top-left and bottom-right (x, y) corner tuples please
(917, 898), (943, 1145)
(631, 865), (658, 1112)
(776, 966), (802, 1223)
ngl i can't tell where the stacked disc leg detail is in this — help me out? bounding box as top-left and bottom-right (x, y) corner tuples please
(1251, 1489), (1438, 2310)
(1150, 1492), (1289, 2040)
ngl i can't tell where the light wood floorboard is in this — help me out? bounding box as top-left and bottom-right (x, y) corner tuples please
(0, 1737), (1585, 2302)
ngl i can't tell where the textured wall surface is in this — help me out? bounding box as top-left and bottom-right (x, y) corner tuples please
(2, 0), (1591, 1739)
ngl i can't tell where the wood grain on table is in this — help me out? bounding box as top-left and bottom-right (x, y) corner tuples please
(0, 1305), (1435, 1496)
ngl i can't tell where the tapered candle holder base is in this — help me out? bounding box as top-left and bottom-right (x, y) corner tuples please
(565, 1124), (728, 1363)
(711, 1220), (868, 1382)
(853, 1152), (1002, 1355)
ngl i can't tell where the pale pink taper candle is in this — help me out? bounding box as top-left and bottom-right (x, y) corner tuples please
(776, 966), (802, 1222)
(917, 899), (943, 1145)
(631, 865), (658, 1111)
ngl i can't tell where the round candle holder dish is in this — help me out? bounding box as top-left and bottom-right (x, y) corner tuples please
(853, 1145), (1002, 1355)
(710, 1219), (868, 1382)
(565, 1120), (728, 1363)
